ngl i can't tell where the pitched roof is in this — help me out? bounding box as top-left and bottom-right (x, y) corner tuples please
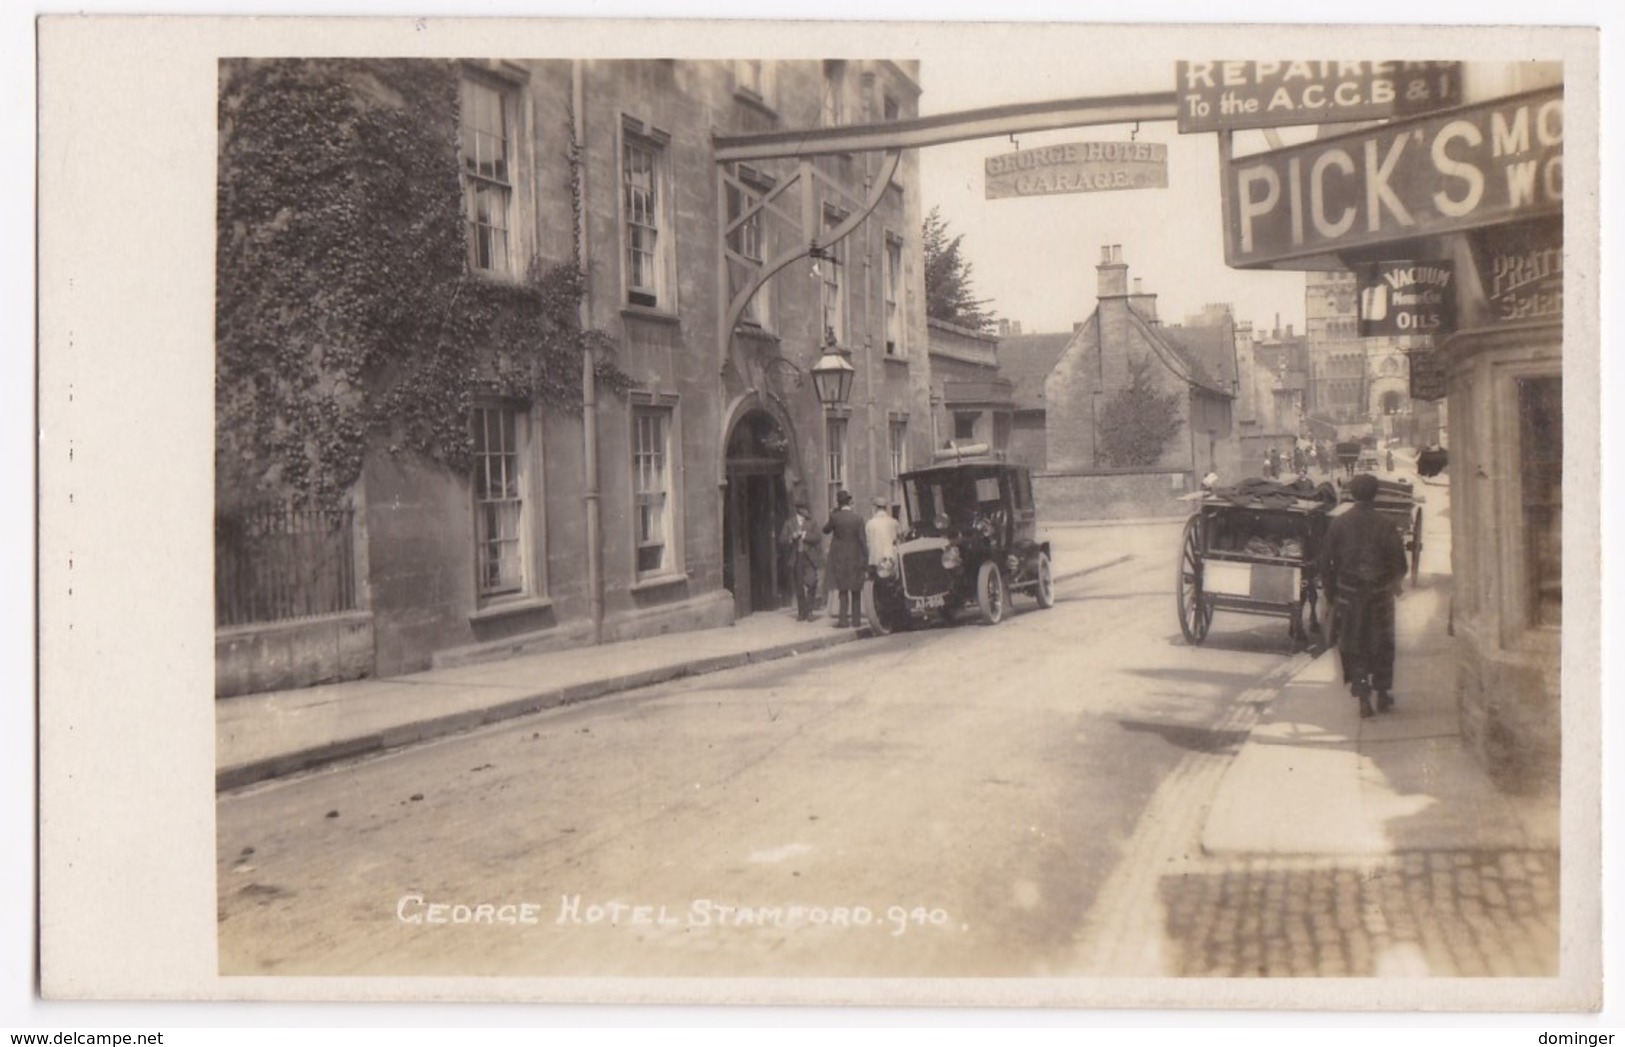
(1124, 312), (1233, 398)
(997, 330), (1077, 410)
(1160, 323), (1236, 395)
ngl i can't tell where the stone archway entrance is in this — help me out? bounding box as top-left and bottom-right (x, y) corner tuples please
(723, 409), (793, 618)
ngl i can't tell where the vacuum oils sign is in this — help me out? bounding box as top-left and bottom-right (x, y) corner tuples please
(1223, 87), (1562, 268)
(1357, 261), (1456, 337)
(984, 141), (1168, 200)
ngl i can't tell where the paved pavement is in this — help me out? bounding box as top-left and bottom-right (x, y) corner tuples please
(1076, 466), (1563, 979)
(217, 491), (1561, 979)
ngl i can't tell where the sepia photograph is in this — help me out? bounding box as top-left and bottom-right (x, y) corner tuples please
(27, 10), (1604, 1020)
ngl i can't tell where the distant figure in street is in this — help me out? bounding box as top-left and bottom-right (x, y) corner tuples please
(1319, 473), (1409, 718)
(1386, 447), (1395, 472)
(779, 501), (821, 621)
(822, 490), (867, 628)
(866, 496), (900, 574)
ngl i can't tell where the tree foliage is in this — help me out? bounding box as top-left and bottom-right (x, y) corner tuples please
(921, 206), (997, 332)
(216, 58), (631, 512)
(1098, 355), (1184, 467)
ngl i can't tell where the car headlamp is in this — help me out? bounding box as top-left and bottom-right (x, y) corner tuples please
(941, 545), (963, 570)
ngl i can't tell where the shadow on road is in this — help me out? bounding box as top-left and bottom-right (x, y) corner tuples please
(1115, 718), (1251, 755)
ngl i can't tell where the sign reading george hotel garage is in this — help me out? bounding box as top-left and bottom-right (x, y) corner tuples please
(1222, 87), (1562, 269)
(984, 141), (1168, 200)
(1177, 61), (1461, 133)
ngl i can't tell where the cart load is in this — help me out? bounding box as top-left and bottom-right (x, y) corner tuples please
(1176, 478), (1337, 650)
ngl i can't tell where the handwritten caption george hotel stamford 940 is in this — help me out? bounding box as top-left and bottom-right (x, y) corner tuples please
(396, 894), (956, 936)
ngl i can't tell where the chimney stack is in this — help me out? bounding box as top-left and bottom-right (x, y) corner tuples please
(1097, 243), (1128, 298)
(1128, 276), (1159, 324)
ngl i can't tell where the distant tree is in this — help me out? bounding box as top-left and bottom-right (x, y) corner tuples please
(1098, 355), (1184, 467)
(922, 206), (997, 332)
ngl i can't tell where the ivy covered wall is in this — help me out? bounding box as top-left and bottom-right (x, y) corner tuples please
(215, 58), (628, 514)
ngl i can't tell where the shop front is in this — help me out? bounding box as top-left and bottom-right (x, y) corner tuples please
(1216, 67), (1569, 790)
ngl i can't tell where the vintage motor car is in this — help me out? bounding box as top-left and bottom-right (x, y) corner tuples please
(862, 446), (1054, 634)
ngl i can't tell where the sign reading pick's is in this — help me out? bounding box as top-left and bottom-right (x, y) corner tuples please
(984, 142), (1168, 200)
(1223, 87), (1562, 269)
(1176, 61), (1461, 133)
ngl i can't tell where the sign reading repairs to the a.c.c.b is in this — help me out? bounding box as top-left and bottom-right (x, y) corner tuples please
(1176, 60), (1461, 133)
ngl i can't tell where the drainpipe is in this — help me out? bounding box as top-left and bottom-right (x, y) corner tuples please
(862, 168), (878, 502)
(573, 61), (604, 645)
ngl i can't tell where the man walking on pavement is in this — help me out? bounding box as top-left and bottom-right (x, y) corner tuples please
(822, 489), (867, 629)
(1319, 472), (1409, 718)
(779, 500), (821, 621)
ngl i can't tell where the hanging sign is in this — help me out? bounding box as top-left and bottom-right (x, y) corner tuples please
(1177, 61), (1461, 133)
(1222, 87), (1562, 268)
(1357, 261), (1456, 337)
(1407, 348), (1448, 402)
(984, 141), (1168, 200)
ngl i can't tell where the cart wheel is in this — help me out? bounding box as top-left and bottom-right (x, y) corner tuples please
(1176, 514), (1212, 644)
(976, 561), (1007, 625)
(1289, 589), (1319, 651)
(861, 580), (893, 637)
(1409, 506), (1424, 587)
(1033, 552), (1055, 609)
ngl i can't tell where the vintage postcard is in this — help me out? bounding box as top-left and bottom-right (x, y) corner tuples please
(32, 15), (1601, 1014)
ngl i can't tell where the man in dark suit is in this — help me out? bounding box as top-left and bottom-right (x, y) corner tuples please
(1319, 473), (1409, 718)
(822, 490), (867, 629)
(779, 501), (821, 621)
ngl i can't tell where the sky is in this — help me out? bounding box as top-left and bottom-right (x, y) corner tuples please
(915, 46), (1315, 338)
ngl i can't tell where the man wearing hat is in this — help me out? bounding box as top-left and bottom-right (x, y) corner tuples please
(866, 495), (900, 575)
(1319, 472), (1409, 718)
(821, 490), (867, 628)
(779, 500), (821, 621)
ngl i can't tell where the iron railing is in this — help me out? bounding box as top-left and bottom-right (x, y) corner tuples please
(215, 505), (358, 627)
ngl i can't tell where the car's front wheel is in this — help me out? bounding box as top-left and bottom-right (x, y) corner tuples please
(862, 579), (893, 636)
(976, 561), (1007, 625)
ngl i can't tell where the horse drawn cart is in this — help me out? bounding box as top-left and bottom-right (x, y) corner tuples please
(1176, 478), (1338, 650)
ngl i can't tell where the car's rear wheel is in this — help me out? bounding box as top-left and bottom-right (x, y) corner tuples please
(1034, 552), (1055, 608)
(976, 561), (1007, 625)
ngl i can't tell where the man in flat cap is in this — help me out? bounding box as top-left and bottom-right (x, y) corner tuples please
(866, 495), (900, 575)
(1319, 472), (1409, 718)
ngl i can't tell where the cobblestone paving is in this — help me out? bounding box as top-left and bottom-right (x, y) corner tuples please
(1156, 850), (1559, 977)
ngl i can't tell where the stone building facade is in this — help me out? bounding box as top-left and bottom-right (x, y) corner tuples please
(215, 58), (931, 695)
(1036, 246), (1236, 519)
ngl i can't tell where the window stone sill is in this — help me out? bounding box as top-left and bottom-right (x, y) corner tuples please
(630, 573), (687, 593)
(468, 594), (552, 624)
(621, 305), (681, 326)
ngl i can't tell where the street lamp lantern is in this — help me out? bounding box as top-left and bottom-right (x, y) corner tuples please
(809, 337), (855, 409)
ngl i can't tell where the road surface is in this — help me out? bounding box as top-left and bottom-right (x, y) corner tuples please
(218, 521), (1309, 978)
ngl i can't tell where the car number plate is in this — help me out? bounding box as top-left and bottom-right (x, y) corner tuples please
(912, 594), (946, 611)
